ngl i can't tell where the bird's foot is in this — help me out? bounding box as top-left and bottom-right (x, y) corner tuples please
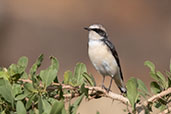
(101, 85), (106, 89)
(106, 88), (111, 93)
(102, 85), (111, 93)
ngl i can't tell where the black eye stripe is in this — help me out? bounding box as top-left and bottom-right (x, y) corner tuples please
(91, 28), (107, 37)
(91, 29), (105, 34)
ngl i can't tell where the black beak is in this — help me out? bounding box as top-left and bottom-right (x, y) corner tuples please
(84, 27), (90, 31)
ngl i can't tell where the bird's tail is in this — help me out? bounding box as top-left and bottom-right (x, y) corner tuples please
(113, 75), (127, 93)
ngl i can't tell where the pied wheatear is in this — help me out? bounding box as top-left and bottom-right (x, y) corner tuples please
(84, 24), (126, 93)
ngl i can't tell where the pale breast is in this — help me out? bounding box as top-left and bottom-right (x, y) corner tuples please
(88, 40), (118, 76)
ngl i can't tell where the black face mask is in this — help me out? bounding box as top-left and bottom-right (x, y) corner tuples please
(92, 28), (107, 38)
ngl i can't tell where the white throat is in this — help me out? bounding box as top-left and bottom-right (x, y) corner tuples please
(88, 38), (104, 50)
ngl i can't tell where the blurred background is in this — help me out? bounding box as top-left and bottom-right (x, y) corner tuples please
(0, 0), (170, 113)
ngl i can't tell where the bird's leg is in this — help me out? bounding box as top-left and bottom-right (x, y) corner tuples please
(107, 78), (113, 92)
(101, 76), (105, 89)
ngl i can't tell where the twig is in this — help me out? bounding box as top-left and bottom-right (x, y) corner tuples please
(158, 106), (171, 114)
(143, 88), (171, 106)
(19, 79), (130, 106)
(136, 88), (171, 114)
(52, 83), (130, 105)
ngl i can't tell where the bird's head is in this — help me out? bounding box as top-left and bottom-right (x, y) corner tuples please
(84, 24), (108, 40)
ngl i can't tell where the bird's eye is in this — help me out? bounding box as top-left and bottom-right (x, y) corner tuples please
(92, 29), (107, 37)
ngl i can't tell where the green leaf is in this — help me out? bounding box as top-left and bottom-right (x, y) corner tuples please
(42, 99), (51, 114)
(126, 77), (139, 109)
(0, 71), (9, 80)
(80, 84), (88, 97)
(82, 72), (96, 86)
(137, 79), (149, 95)
(8, 57), (28, 78)
(96, 111), (100, 114)
(16, 101), (26, 114)
(8, 64), (18, 76)
(26, 93), (37, 109)
(156, 71), (165, 82)
(34, 108), (39, 114)
(0, 79), (14, 104)
(150, 73), (160, 82)
(154, 102), (166, 111)
(24, 83), (38, 93)
(50, 100), (64, 114)
(150, 81), (161, 94)
(49, 56), (59, 71)
(63, 70), (73, 85)
(138, 91), (147, 98)
(15, 91), (30, 100)
(61, 107), (67, 114)
(29, 54), (44, 76)
(40, 69), (57, 87)
(40, 56), (59, 87)
(156, 71), (166, 88)
(38, 97), (43, 114)
(8, 64), (24, 78)
(74, 63), (87, 77)
(12, 84), (22, 97)
(72, 63), (87, 86)
(20, 72), (28, 79)
(0, 111), (5, 114)
(63, 63), (88, 86)
(17, 56), (28, 71)
(29, 110), (34, 114)
(69, 94), (84, 114)
(144, 61), (155, 74)
(170, 58), (171, 72)
(38, 96), (51, 114)
(166, 71), (171, 77)
(48, 98), (57, 105)
(50, 56), (59, 83)
(168, 76), (171, 88)
(29, 55), (44, 89)
(159, 104), (167, 111)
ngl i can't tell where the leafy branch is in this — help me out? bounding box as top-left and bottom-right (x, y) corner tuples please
(19, 79), (130, 105)
(0, 54), (170, 114)
(19, 79), (171, 114)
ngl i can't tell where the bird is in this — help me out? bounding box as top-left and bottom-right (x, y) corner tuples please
(84, 24), (127, 93)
